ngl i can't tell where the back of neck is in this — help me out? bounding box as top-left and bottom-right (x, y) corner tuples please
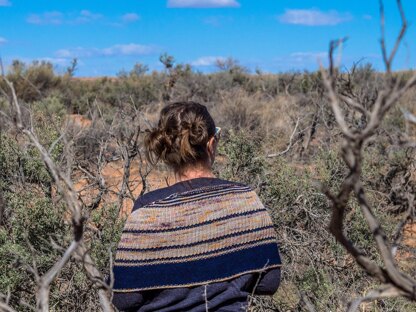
(175, 166), (215, 183)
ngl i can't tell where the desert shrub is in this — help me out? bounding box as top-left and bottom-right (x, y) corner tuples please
(71, 120), (110, 167)
(217, 130), (265, 186)
(32, 94), (67, 118)
(0, 171), (123, 311)
(0, 192), (124, 310)
(0, 113), (124, 310)
(215, 93), (262, 132)
(0, 190), (68, 309)
(89, 204), (125, 271)
(110, 74), (162, 106)
(0, 132), (52, 189)
(261, 159), (342, 309)
(209, 102), (414, 310)
(218, 133), (346, 309)
(5, 60), (62, 102)
(0, 134), (20, 185)
(315, 148), (346, 192)
(1, 58), (415, 311)
(298, 71), (324, 94)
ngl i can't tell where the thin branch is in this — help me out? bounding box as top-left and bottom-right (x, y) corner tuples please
(347, 285), (406, 312)
(0, 76), (114, 312)
(321, 0), (416, 306)
(267, 117), (300, 158)
(379, 0), (408, 73)
(0, 301), (18, 312)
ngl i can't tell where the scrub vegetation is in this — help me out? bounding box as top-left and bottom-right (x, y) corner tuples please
(0, 2), (415, 310)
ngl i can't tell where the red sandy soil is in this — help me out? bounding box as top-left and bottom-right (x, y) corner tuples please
(74, 159), (174, 216)
(67, 114), (92, 128)
(397, 222), (416, 267)
(403, 223), (416, 248)
(67, 114), (174, 215)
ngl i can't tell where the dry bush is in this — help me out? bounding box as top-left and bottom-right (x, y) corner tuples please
(1, 24), (416, 311)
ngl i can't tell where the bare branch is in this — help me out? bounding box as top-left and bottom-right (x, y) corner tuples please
(347, 285), (407, 312)
(267, 117), (300, 158)
(379, 0), (408, 73)
(0, 301), (18, 312)
(321, 0), (416, 306)
(0, 76), (114, 312)
(401, 107), (416, 124)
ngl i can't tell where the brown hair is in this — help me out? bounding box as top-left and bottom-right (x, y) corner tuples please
(145, 102), (216, 171)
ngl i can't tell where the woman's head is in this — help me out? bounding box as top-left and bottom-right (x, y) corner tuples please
(145, 102), (218, 174)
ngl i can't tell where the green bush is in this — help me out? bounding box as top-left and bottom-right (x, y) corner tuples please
(0, 59), (415, 311)
(0, 190), (67, 308)
(217, 130), (265, 186)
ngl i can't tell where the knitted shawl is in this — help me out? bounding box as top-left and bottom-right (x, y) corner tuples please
(113, 183), (281, 292)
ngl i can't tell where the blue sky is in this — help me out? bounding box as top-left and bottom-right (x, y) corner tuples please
(0, 0), (415, 76)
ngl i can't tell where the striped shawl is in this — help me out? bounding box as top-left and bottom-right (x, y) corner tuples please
(113, 182), (281, 292)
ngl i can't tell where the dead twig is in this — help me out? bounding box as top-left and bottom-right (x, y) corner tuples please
(320, 0), (416, 309)
(0, 77), (114, 312)
(267, 117), (301, 158)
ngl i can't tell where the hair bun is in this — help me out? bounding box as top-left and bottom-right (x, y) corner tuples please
(145, 128), (169, 163)
(145, 102), (216, 170)
(188, 117), (209, 146)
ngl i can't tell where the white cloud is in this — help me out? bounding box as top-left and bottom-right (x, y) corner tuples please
(278, 9), (352, 26)
(203, 16), (233, 27)
(54, 49), (74, 58)
(101, 44), (154, 56)
(0, 37), (7, 45)
(288, 52), (328, 67)
(27, 11), (63, 25)
(191, 56), (225, 66)
(290, 52), (327, 61)
(26, 10), (102, 25)
(168, 0), (240, 8)
(273, 51), (328, 69)
(122, 13), (140, 23)
(55, 43), (156, 58)
(75, 10), (102, 24)
(204, 16), (221, 26)
(39, 57), (72, 66)
(0, 0), (11, 7)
